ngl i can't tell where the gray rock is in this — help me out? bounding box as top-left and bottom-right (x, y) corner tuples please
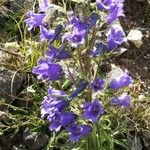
(0, 67), (23, 103)
(23, 128), (49, 150)
(4, 0), (34, 12)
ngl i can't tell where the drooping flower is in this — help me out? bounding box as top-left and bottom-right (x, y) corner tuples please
(32, 58), (64, 80)
(70, 79), (88, 99)
(107, 27), (126, 50)
(109, 72), (133, 90)
(38, 0), (51, 12)
(46, 45), (71, 61)
(111, 93), (131, 107)
(25, 11), (45, 30)
(96, 0), (113, 10)
(90, 78), (105, 92)
(49, 112), (76, 132)
(67, 123), (91, 142)
(83, 100), (104, 123)
(90, 42), (107, 57)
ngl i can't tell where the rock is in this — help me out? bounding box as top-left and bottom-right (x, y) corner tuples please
(12, 145), (28, 150)
(127, 29), (143, 49)
(23, 128), (49, 150)
(0, 49), (8, 62)
(8, 0), (34, 12)
(0, 132), (22, 150)
(0, 67), (23, 103)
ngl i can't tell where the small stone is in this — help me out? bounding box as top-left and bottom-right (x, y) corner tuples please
(23, 128), (49, 150)
(0, 67), (23, 103)
(127, 29), (143, 49)
(138, 95), (145, 101)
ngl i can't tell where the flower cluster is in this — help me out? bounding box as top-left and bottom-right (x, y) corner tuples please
(25, 0), (133, 143)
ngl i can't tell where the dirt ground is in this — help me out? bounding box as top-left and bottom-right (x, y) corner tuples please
(115, 0), (150, 94)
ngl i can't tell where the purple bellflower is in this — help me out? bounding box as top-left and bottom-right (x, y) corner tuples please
(25, 11), (45, 30)
(66, 15), (87, 47)
(32, 58), (64, 81)
(105, 6), (125, 24)
(97, 0), (125, 24)
(109, 72), (133, 90)
(87, 13), (99, 29)
(40, 25), (63, 42)
(49, 112), (76, 132)
(83, 100), (104, 123)
(47, 87), (67, 97)
(90, 78), (105, 92)
(96, 0), (113, 10)
(111, 93), (131, 107)
(46, 45), (71, 61)
(107, 27), (125, 50)
(40, 26), (55, 42)
(70, 79), (88, 99)
(105, 0), (125, 24)
(41, 95), (68, 119)
(67, 123), (91, 142)
(90, 42), (107, 57)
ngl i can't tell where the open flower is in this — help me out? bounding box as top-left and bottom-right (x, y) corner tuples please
(109, 72), (133, 89)
(90, 78), (105, 92)
(111, 93), (131, 107)
(107, 27), (126, 50)
(67, 123), (91, 142)
(83, 100), (104, 123)
(32, 58), (64, 81)
(25, 11), (45, 30)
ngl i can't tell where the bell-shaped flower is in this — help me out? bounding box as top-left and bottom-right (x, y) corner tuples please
(32, 58), (64, 81)
(111, 93), (131, 107)
(25, 11), (45, 30)
(109, 72), (133, 89)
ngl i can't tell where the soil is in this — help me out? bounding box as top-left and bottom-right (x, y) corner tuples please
(116, 0), (150, 94)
